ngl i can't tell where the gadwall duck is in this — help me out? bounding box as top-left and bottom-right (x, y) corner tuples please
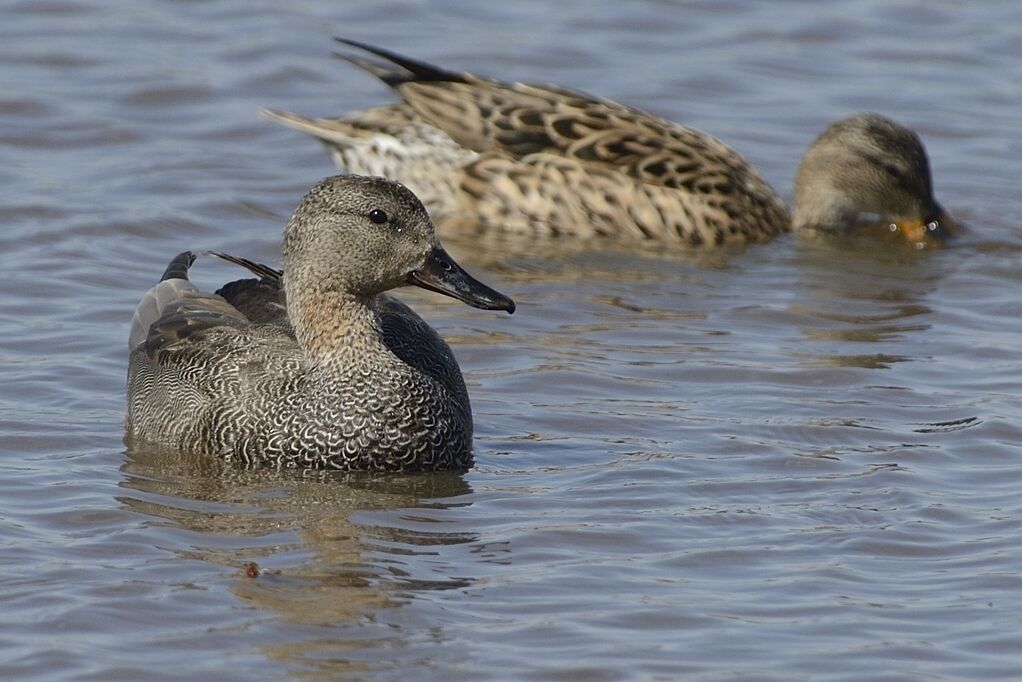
(266, 40), (956, 249)
(127, 174), (515, 471)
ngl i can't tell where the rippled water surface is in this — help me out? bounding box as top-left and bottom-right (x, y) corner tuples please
(3, 1), (1022, 679)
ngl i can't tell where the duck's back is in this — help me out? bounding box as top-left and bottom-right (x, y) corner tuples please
(268, 41), (790, 246)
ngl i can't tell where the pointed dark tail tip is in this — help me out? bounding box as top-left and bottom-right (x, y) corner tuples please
(160, 251), (196, 282)
(331, 36), (465, 84)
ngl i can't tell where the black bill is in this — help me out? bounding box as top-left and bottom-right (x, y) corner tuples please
(407, 246), (515, 314)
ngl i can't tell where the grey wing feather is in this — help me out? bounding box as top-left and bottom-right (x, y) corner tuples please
(141, 293), (248, 357)
(130, 278), (200, 349)
(129, 251), (250, 351)
(130, 251), (200, 349)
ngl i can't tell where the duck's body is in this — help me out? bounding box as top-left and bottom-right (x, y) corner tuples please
(128, 261), (472, 470)
(266, 40), (789, 247)
(268, 40), (956, 249)
(127, 175), (515, 471)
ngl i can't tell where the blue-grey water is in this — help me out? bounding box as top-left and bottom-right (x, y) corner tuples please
(3, 1), (1022, 679)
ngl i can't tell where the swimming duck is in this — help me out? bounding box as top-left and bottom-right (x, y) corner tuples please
(265, 39), (955, 249)
(126, 174), (515, 471)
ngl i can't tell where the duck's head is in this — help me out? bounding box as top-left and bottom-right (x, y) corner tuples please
(792, 113), (958, 248)
(283, 174), (514, 313)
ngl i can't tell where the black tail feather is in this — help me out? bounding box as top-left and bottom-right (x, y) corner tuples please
(206, 251), (282, 283)
(160, 251), (196, 282)
(331, 53), (413, 87)
(333, 37), (467, 86)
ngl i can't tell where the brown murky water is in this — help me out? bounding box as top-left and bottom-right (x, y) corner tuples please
(2, 1), (1022, 679)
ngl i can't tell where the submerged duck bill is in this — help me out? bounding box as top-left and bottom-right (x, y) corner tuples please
(407, 246), (515, 314)
(861, 208), (960, 250)
(889, 210), (960, 249)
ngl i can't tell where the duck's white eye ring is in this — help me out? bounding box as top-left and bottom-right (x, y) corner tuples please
(369, 209), (388, 224)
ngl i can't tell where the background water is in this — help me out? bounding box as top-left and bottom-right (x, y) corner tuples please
(2, 0), (1022, 679)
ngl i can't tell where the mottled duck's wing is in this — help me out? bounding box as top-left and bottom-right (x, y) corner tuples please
(322, 40), (789, 243)
(334, 39), (770, 197)
(335, 39), (584, 158)
(406, 80), (778, 202)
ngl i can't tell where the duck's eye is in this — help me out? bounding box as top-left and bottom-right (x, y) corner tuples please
(368, 209), (388, 225)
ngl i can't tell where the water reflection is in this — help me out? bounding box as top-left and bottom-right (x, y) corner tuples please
(440, 227), (739, 278)
(118, 444), (478, 674)
(786, 232), (958, 369)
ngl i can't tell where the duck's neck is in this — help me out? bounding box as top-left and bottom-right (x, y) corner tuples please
(286, 279), (387, 365)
